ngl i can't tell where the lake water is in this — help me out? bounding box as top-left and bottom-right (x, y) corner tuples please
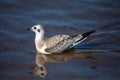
(0, 0), (120, 80)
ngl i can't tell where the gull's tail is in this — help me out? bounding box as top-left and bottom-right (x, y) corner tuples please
(70, 30), (96, 48)
(81, 30), (95, 38)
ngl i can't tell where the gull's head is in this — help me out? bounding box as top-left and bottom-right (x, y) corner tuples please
(28, 24), (44, 34)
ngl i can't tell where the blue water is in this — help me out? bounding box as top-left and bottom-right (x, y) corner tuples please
(0, 0), (120, 80)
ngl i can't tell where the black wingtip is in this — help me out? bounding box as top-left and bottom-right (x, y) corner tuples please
(82, 30), (96, 37)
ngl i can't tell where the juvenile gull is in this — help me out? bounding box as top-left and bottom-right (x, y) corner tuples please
(27, 24), (95, 54)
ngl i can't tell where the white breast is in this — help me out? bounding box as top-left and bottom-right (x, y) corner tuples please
(37, 44), (51, 54)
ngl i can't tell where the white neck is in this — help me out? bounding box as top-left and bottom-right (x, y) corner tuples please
(35, 29), (45, 52)
(35, 29), (45, 42)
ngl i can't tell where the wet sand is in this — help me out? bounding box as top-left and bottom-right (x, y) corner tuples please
(0, 0), (120, 80)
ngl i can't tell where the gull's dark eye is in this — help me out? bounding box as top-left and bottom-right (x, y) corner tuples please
(34, 27), (36, 29)
(37, 29), (40, 32)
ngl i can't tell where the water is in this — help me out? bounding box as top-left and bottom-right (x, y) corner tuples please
(0, 0), (120, 80)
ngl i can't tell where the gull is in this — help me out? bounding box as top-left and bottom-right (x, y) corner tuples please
(27, 24), (95, 54)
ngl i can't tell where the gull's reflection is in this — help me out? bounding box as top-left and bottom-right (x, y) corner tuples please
(31, 49), (96, 77)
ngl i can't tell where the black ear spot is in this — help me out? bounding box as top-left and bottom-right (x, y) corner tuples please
(40, 66), (44, 71)
(37, 29), (40, 32)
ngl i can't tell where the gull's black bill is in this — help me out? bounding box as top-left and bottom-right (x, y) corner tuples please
(26, 28), (31, 31)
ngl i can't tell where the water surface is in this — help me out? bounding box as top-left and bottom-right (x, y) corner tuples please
(0, 0), (120, 80)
